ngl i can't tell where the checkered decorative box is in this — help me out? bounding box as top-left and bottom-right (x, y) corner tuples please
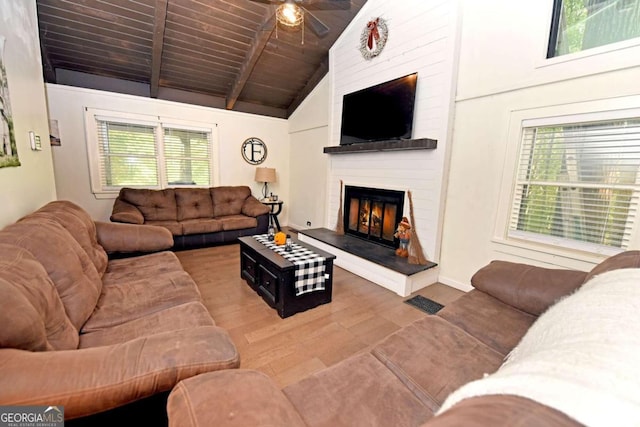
(254, 234), (329, 296)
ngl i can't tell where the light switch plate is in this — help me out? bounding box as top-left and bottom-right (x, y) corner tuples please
(29, 131), (42, 151)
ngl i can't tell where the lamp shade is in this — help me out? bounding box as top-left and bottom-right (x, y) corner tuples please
(255, 167), (276, 183)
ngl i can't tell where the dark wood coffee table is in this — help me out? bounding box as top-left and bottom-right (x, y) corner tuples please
(238, 236), (336, 318)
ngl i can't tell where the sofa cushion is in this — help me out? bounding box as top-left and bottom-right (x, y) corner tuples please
(168, 370), (307, 427)
(0, 219), (103, 330)
(175, 188), (215, 221)
(218, 214), (258, 231)
(470, 260), (587, 316)
(24, 200), (109, 277)
(146, 220), (183, 235)
(371, 315), (504, 410)
(181, 218), (223, 235)
(80, 301), (214, 348)
(120, 188), (178, 221)
(211, 186), (251, 217)
(82, 270), (203, 332)
(437, 290), (536, 356)
(583, 249), (640, 283)
(101, 251), (185, 283)
(283, 353), (434, 427)
(0, 244), (78, 351)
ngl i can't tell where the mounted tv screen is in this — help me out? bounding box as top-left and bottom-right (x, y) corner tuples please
(339, 73), (417, 145)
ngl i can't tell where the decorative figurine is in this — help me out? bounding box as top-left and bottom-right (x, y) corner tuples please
(394, 217), (411, 258)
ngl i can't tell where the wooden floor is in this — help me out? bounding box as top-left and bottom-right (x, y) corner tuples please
(175, 243), (464, 389)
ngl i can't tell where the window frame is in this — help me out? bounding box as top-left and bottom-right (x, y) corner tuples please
(84, 108), (219, 198)
(546, 0), (640, 60)
(493, 97), (640, 264)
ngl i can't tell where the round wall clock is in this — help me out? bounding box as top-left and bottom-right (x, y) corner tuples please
(241, 137), (267, 165)
(360, 17), (388, 60)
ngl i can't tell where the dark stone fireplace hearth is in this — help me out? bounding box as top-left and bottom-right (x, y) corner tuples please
(299, 228), (437, 276)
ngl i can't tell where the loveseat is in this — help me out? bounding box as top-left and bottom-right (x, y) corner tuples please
(165, 251), (640, 426)
(110, 186), (270, 249)
(0, 200), (240, 423)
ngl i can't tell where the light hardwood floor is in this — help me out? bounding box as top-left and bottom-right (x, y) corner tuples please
(175, 243), (464, 388)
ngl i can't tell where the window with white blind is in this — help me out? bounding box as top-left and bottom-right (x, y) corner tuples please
(85, 108), (218, 197)
(509, 116), (640, 254)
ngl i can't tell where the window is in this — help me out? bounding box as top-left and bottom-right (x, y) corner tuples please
(509, 115), (640, 254)
(85, 109), (218, 197)
(548, 0), (640, 58)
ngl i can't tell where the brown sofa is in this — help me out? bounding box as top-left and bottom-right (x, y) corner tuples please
(0, 200), (240, 423)
(111, 186), (270, 249)
(165, 251), (640, 426)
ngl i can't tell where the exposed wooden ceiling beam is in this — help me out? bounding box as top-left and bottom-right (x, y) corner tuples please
(150, 0), (168, 98)
(225, 10), (275, 111)
(39, 35), (57, 83)
(286, 56), (328, 117)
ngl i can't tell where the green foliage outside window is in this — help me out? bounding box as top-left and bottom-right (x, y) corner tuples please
(102, 124), (158, 187)
(551, 0), (640, 57)
(514, 120), (640, 249)
(100, 122), (211, 188)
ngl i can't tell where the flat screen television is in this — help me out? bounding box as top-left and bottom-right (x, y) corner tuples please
(339, 72), (417, 145)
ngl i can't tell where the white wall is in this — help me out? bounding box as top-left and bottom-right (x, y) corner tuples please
(439, 0), (640, 290)
(0, 0), (56, 227)
(325, 0), (461, 263)
(288, 76), (330, 230)
(46, 84), (289, 222)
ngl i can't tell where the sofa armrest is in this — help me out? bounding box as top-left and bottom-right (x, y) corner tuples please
(0, 326), (239, 420)
(167, 370), (306, 427)
(471, 261), (587, 315)
(95, 221), (174, 253)
(241, 195), (270, 217)
(110, 198), (144, 224)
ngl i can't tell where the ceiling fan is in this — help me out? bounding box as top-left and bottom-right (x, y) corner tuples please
(249, 0), (351, 39)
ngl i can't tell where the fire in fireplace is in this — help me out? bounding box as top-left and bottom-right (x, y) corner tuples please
(343, 186), (405, 248)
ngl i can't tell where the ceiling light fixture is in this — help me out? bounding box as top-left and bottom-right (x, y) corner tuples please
(275, 2), (304, 44)
(276, 3), (303, 27)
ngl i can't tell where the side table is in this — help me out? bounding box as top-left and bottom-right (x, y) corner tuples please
(261, 200), (283, 231)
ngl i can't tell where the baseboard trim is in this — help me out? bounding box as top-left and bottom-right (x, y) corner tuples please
(438, 275), (473, 292)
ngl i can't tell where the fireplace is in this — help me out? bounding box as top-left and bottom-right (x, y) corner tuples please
(343, 186), (405, 248)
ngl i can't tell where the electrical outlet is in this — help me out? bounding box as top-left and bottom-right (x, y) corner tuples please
(306, 221), (311, 226)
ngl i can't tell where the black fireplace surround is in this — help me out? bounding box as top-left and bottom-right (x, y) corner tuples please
(343, 186), (405, 249)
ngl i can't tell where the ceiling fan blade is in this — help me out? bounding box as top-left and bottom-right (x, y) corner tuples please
(248, 0), (280, 4)
(303, 8), (330, 38)
(303, 0), (351, 11)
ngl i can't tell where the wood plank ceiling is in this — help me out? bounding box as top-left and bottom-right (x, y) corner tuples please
(36, 0), (367, 118)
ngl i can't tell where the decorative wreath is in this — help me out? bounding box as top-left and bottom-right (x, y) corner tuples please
(359, 17), (388, 60)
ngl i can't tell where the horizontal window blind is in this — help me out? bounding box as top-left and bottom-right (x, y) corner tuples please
(509, 118), (640, 250)
(87, 108), (217, 195)
(97, 120), (159, 188)
(163, 127), (211, 186)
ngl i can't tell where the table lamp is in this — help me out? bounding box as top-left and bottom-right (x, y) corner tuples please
(255, 167), (276, 200)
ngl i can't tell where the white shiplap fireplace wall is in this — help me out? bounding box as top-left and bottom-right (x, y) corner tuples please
(320, 0), (461, 293)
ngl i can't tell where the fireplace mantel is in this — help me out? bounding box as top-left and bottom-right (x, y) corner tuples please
(323, 138), (437, 154)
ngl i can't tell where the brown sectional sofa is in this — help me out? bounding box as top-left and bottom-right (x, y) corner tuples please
(111, 186), (270, 249)
(0, 200), (240, 423)
(165, 251), (640, 427)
